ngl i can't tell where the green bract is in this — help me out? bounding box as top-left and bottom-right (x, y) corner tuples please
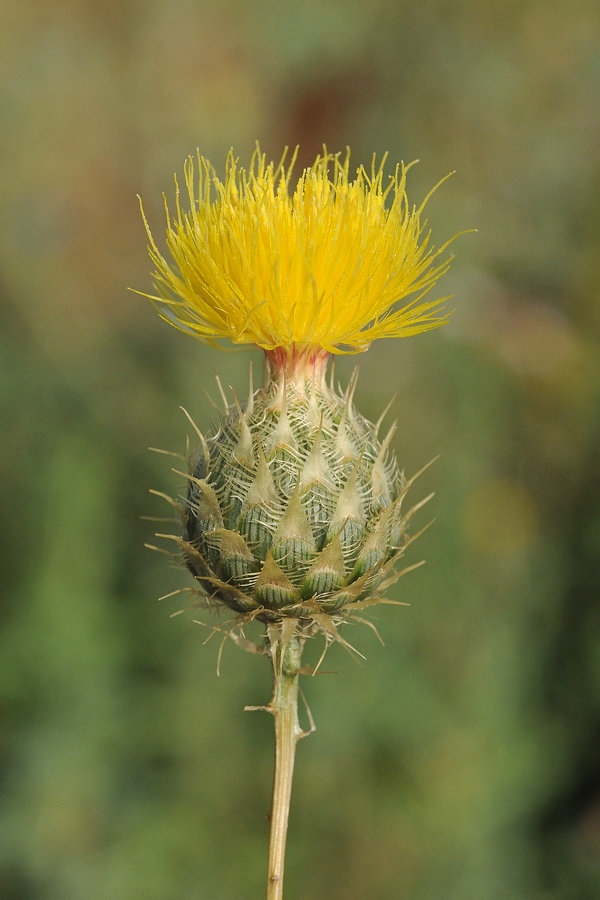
(174, 362), (429, 627)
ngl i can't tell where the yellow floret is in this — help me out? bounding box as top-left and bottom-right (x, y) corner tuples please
(139, 146), (457, 353)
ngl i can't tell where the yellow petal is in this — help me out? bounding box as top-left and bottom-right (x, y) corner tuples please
(138, 146), (460, 353)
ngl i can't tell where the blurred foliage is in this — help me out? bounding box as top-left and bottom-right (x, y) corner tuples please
(1, 1), (600, 898)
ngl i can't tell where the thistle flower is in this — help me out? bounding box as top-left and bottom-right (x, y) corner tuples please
(141, 147), (454, 632)
(140, 146), (454, 352)
(140, 145), (458, 900)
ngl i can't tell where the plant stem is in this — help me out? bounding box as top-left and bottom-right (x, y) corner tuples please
(266, 632), (308, 900)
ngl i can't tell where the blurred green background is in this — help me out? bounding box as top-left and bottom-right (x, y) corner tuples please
(1, 1), (600, 898)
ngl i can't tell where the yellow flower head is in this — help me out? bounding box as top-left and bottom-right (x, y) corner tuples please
(140, 146), (457, 354)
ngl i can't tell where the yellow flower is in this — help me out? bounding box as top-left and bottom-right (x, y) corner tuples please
(139, 146), (457, 354)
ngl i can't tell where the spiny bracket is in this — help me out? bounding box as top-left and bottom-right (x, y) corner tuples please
(244, 686), (316, 741)
(148, 489), (185, 519)
(179, 407), (210, 474)
(374, 392), (398, 438)
(193, 618), (266, 676)
(297, 687), (316, 739)
(348, 615), (385, 646)
(402, 456), (440, 495)
(148, 446), (187, 461)
(310, 613), (366, 662)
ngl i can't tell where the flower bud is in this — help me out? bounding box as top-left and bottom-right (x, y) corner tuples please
(180, 351), (425, 625)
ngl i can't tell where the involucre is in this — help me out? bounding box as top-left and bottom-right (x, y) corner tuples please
(181, 351), (428, 628)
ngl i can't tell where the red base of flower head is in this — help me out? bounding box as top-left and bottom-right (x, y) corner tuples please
(264, 345), (330, 390)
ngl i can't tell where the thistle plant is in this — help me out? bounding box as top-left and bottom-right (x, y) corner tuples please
(139, 146), (458, 900)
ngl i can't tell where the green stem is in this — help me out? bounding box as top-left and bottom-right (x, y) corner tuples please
(266, 633), (306, 900)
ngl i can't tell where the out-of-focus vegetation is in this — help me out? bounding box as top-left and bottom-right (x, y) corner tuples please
(1, 1), (599, 898)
